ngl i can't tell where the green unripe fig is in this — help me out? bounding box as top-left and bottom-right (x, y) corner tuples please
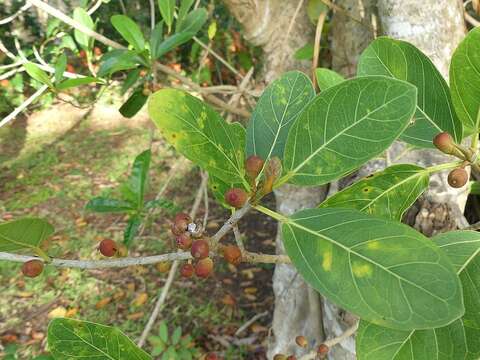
(433, 132), (455, 154)
(273, 355), (287, 360)
(191, 239), (209, 259)
(180, 263), (194, 278)
(22, 260), (44, 278)
(245, 155), (265, 180)
(448, 168), (469, 188)
(99, 239), (118, 257)
(195, 257), (214, 278)
(223, 245), (242, 265)
(156, 261), (171, 273)
(224, 188), (248, 208)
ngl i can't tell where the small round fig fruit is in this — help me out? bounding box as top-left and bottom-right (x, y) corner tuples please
(273, 355), (287, 360)
(245, 155), (265, 180)
(176, 233), (192, 250)
(22, 260), (44, 278)
(172, 212), (191, 235)
(191, 239), (209, 259)
(433, 132), (455, 154)
(205, 353), (219, 360)
(195, 257), (214, 278)
(99, 239), (118, 257)
(448, 168), (469, 188)
(223, 245), (242, 265)
(295, 335), (308, 348)
(318, 344), (329, 356)
(180, 263), (194, 278)
(224, 188), (248, 209)
(156, 261), (171, 273)
(286, 356), (297, 360)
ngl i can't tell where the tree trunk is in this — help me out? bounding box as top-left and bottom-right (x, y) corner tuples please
(223, 1), (328, 357)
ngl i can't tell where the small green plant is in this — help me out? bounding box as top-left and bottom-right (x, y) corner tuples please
(148, 321), (199, 360)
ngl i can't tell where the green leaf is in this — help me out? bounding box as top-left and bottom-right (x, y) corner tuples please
(0, 218), (54, 252)
(159, 321), (169, 343)
(48, 318), (151, 360)
(209, 175), (244, 209)
(176, 8), (207, 34)
(358, 37), (462, 147)
(356, 230), (480, 360)
(145, 199), (179, 214)
(73, 8), (94, 50)
(56, 76), (100, 90)
(294, 43), (314, 60)
(307, 0), (328, 23)
(111, 15), (146, 51)
(85, 198), (136, 213)
(177, 0), (194, 30)
(158, 0), (175, 31)
(450, 27), (480, 134)
(282, 207), (463, 330)
(315, 68), (345, 91)
(282, 76), (417, 186)
(124, 216), (141, 246)
(171, 327), (182, 345)
(121, 69), (141, 95)
(54, 54), (67, 83)
(320, 164), (429, 220)
(153, 32), (195, 58)
(119, 90), (148, 118)
(125, 149), (151, 208)
(24, 63), (53, 88)
(148, 89), (247, 186)
(98, 50), (144, 77)
(470, 180), (480, 195)
(150, 22), (165, 60)
(246, 71), (315, 164)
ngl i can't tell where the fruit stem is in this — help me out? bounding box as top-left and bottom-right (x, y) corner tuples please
(424, 161), (463, 174)
(33, 247), (51, 263)
(254, 205), (290, 223)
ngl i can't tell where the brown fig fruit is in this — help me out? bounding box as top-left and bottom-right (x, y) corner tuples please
(245, 155), (265, 180)
(273, 355), (287, 360)
(195, 257), (214, 278)
(180, 263), (194, 278)
(191, 239), (209, 259)
(171, 212), (191, 235)
(223, 245), (242, 265)
(295, 335), (308, 348)
(286, 356), (297, 360)
(176, 233), (192, 250)
(99, 239), (118, 257)
(22, 260), (44, 278)
(224, 188), (248, 208)
(447, 168), (469, 188)
(318, 344), (329, 357)
(433, 132), (455, 154)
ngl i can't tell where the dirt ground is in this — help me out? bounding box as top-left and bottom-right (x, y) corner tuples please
(0, 99), (278, 359)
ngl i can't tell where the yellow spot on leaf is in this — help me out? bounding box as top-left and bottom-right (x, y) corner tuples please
(352, 262), (373, 278)
(367, 241), (380, 250)
(322, 251), (332, 271)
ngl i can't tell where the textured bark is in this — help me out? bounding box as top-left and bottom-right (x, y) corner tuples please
(223, 1), (327, 357)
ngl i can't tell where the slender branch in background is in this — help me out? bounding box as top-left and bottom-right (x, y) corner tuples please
(299, 321), (359, 360)
(137, 175), (208, 347)
(193, 36), (244, 79)
(232, 224), (246, 255)
(234, 311), (269, 336)
(0, 67), (24, 81)
(224, 67), (255, 121)
(0, 39), (16, 60)
(465, 11), (480, 26)
(283, 0), (305, 47)
(243, 252), (291, 264)
(312, 11), (327, 89)
(0, 61), (23, 71)
(149, 0), (156, 30)
(119, 0), (127, 15)
(0, 2), (32, 25)
(87, 0), (104, 15)
(0, 85), (48, 128)
(320, 0), (373, 29)
(202, 175), (210, 229)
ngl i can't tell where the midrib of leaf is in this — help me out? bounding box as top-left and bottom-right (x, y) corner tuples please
(0, 229), (38, 250)
(285, 216), (449, 304)
(173, 104), (245, 184)
(285, 90), (410, 182)
(60, 323), (116, 360)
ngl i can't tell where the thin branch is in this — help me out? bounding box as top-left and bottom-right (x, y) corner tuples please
(234, 311), (269, 336)
(0, 2), (32, 25)
(465, 11), (480, 26)
(202, 175), (210, 229)
(283, 0), (305, 46)
(149, 0), (155, 30)
(232, 225), (245, 255)
(312, 11), (327, 88)
(87, 0), (104, 15)
(0, 85), (48, 128)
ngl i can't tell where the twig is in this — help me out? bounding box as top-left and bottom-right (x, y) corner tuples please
(232, 225), (246, 255)
(243, 252), (291, 264)
(465, 11), (480, 26)
(312, 11), (327, 88)
(149, 0), (155, 30)
(0, 2), (32, 25)
(211, 203), (251, 244)
(202, 174), (209, 229)
(0, 85), (48, 128)
(234, 311), (269, 336)
(137, 175), (208, 347)
(87, 0), (104, 15)
(284, 0), (305, 46)
(0, 67), (24, 81)
(299, 321), (359, 360)
(464, 220), (480, 231)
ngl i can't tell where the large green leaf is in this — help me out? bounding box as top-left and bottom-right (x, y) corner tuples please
(315, 68), (345, 91)
(282, 76), (417, 186)
(246, 71), (315, 163)
(111, 15), (145, 51)
(150, 22), (164, 60)
(98, 50), (144, 77)
(356, 230), (480, 360)
(73, 8), (94, 50)
(57, 76), (101, 90)
(282, 208), (463, 330)
(176, 8), (208, 34)
(48, 318), (151, 360)
(158, 0), (175, 31)
(86, 198), (136, 213)
(24, 63), (53, 88)
(0, 218), (54, 252)
(176, 0), (195, 31)
(119, 90), (148, 118)
(122, 149), (151, 208)
(450, 27), (480, 134)
(358, 37), (462, 147)
(320, 164), (429, 220)
(153, 31), (196, 59)
(148, 89), (247, 187)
